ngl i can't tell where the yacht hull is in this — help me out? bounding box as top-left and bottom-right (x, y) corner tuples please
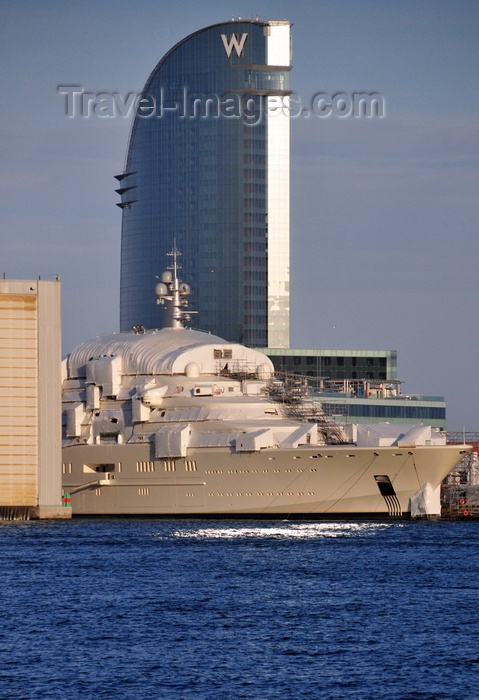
(62, 443), (467, 518)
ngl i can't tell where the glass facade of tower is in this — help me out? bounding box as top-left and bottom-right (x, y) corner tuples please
(118, 20), (291, 346)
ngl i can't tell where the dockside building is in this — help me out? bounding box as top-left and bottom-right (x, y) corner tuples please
(0, 279), (70, 519)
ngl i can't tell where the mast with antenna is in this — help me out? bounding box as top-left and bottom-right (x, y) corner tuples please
(155, 245), (196, 329)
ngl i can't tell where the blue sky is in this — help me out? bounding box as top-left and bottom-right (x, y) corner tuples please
(1, 0), (478, 429)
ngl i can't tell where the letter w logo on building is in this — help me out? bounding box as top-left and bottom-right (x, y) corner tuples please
(221, 33), (248, 57)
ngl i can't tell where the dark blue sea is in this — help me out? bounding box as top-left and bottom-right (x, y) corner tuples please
(0, 519), (478, 700)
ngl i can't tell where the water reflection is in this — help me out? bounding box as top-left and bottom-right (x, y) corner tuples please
(165, 521), (397, 540)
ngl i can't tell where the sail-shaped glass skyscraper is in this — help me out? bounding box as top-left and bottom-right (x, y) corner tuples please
(117, 19), (291, 347)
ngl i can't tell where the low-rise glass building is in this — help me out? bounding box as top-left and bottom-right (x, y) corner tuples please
(258, 348), (446, 429)
(260, 348), (397, 382)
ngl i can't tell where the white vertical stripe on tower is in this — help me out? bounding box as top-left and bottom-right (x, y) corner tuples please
(266, 22), (291, 66)
(266, 22), (290, 348)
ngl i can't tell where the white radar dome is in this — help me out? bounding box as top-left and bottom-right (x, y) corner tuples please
(185, 362), (200, 377)
(155, 283), (168, 298)
(257, 363), (272, 379)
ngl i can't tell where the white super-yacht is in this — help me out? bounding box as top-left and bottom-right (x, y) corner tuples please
(62, 250), (469, 518)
